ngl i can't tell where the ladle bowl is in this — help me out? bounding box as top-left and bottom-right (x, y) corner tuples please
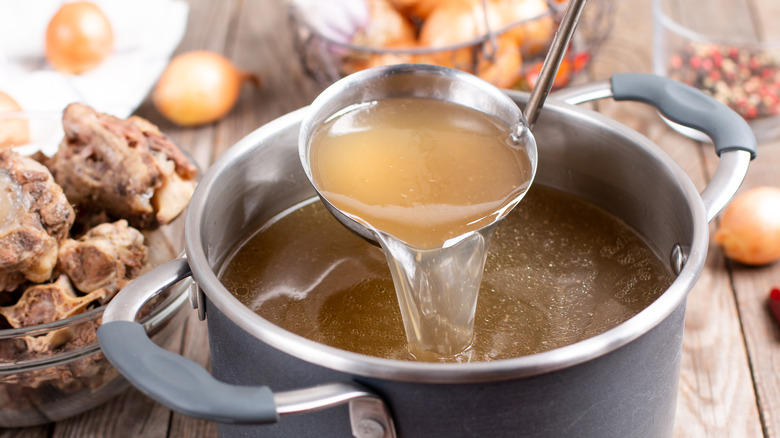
(298, 63), (538, 246)
(297, 64), (539, 359)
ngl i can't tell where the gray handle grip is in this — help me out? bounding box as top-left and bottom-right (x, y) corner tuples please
(551, 73), (755, 222)
(98, 320), (279, 424)
(610, 73), (757, 159)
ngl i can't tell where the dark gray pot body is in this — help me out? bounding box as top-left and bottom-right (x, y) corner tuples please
(208, 297), (684, 438)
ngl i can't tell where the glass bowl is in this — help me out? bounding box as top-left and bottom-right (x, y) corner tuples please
(289, 0), (614, 91)
(653, 0), (780, 142)
(0, 111), (192, 427)
(0, 282), (189, 428)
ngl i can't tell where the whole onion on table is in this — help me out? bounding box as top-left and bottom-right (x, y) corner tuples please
(45, 1), (114, 74)
(152, 51), (261, 127)
(714, 186), (780, 266)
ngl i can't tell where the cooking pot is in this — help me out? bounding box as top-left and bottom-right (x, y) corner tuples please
(98, 73), (756, 438)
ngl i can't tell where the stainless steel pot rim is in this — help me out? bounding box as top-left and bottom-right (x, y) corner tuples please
(186, 97), (709, 384)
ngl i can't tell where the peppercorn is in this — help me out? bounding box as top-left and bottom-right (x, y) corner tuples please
(667, 43), (780, 120)
(769, 287), (780, 327)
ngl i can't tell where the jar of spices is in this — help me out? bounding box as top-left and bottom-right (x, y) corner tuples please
(653, 0), (780, 142)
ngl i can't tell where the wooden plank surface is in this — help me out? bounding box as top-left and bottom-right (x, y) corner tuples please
(4, 0), (779, 437)
(725, 118), (780, 436)
(721, 4), (780, 429)
(593, 1), (773, 436)
(678, 0), (780, 436)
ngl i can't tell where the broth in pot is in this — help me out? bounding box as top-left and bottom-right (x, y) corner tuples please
(219, 185), (673, 363)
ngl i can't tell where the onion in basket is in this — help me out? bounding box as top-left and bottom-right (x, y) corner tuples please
(293, 0), (570, 89)
(352, 0), (416, 49)
(418, 0), (496, 69)
(492, 0), (554, 57)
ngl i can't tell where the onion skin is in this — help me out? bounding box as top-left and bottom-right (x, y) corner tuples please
(345, 0), (417, 73)
(476, 34), (523, 88)
(491, 0), (554, 57)
(352, 0), (416, 49)
(418, 0), (496, 70)
(45, 2), (114, 74)
(152, 51), (258, 127)
(713, 186), (780, 266)
(391, 0), (452, 19)
(418, 0), (489, 49)
(0, 91), (30, 149)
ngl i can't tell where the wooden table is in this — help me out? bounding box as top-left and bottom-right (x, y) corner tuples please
(5, 0), (780, 436)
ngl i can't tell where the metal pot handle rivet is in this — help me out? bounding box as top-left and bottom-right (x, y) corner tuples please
(670, 244), (687, 275)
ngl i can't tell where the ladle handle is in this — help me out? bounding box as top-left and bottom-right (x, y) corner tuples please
(98, 258), (396, 435)
(551, 73), (757, 222)
(523, 0), (588, 130)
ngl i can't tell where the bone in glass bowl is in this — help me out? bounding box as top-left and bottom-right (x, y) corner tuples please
(0, 111), (193, 427)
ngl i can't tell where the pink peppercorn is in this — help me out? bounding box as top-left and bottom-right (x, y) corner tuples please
(769, 287), (780, 327)
(668, 43), (780, 120)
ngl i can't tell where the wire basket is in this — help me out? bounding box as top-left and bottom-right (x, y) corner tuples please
(289, 0), (614, 90)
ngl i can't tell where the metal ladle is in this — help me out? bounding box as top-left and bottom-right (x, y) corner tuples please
(524, 0), (588, 130)
(299, 0), (588, 245)
(297, 0), (589, 359)
(298, 61), (538, 359)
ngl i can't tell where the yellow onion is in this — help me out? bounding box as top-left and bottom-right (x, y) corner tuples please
(475, 34), (523, 88)
(152, 51), (259, 127)
(45, 1), (114, 74)
(491, 0), (554, 57)
(391, 0), (451, 19)
(344, 0), (417, 74)
(417, 1), (525, 88)
(714, 186), (780, 266)
(418, 0), (491, 48)
(0, 91), (30, 149)
(418, 0), (498, 70)
(363, 44), (417, 70)
(352, 0), (417, 48)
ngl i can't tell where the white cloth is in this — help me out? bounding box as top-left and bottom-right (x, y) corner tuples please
(0, 0), (189, 118)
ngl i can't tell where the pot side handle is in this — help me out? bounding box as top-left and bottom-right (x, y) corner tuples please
(552, 73), (757, 222)
(609, 73), (757, 160)
(98, 258), (278, 424)
(98, 258), (396, 435)
(99, 319), (279, 424)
